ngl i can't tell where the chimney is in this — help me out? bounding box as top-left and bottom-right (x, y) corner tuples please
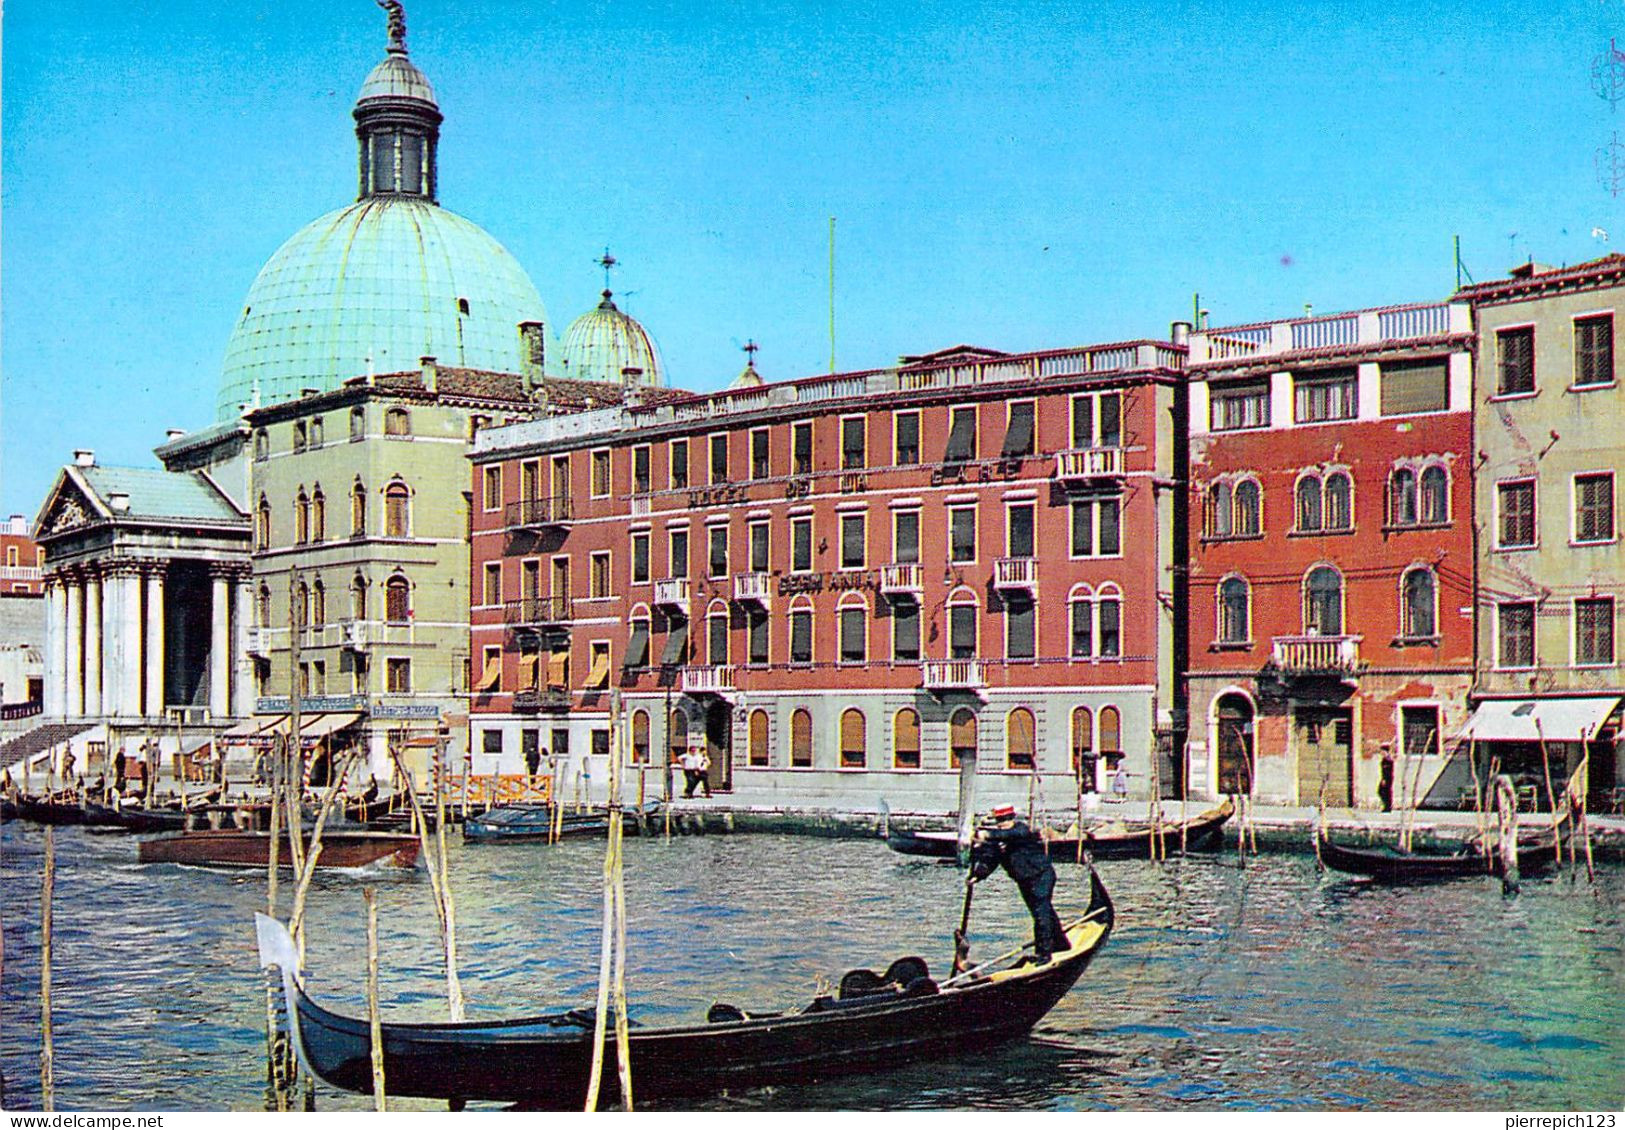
(166, 428), (187, 441)
(518, 321), (547, 391)
(301, 387), (319, 398)
(420, 355), (438, 394)
(74, 449), (95, 468)
(621, 366), (644, 387)
(108, 491), (130, 513)
(1170, 321), (1192, 346)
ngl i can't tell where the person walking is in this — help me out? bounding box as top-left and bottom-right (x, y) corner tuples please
(969, 804), (1070, 963)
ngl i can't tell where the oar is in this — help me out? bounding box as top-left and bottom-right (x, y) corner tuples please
(949, 875), (976, 977)
(941, 902), (1111, 989)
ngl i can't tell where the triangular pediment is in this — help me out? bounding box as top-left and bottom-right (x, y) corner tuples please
(34, 468), (109, 541)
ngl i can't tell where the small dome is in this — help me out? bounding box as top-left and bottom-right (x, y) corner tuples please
(559, 291), (664, 386)
(730, 360), (764, 389)
(358, 52), (437, 106)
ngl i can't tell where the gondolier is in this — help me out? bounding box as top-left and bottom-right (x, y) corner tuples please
(969, 805), (1070, 962)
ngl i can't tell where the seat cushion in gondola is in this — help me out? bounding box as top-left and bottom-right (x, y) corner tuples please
(839, 956), (933, 1000)
(707, 1003), (747, 1024)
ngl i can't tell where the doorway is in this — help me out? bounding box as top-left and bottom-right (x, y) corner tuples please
(1216, 694), (1255, 795)
(1295, 706), (1352, 806)
(705, 702), (732, 793)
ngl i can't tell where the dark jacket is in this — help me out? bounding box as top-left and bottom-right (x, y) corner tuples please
(969, 820), (1053, 885)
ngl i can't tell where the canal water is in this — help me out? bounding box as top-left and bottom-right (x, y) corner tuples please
(1, 823), (1620, 1111)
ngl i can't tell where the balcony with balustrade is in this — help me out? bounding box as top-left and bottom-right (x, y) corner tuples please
(993, 557), (1037, 594)
(1188, 301), (1469, 366)
(879, 563), (923, 597)
(340, 619), (369, 651)
(681, 665), (736, 695)
(921, 659), (986, 691)
(505, 496), (573, 531)
(1270, 634), (1361, 676)
(654, 578), (691, 615)
(504, 594), (575, 626)
(1055, 446), (1124, 482)
(513, 686), (571, 712)
(732, 572), (771, 607)
(246, 626), (271, 657)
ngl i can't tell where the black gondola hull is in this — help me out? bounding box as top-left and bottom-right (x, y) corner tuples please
(1317, 831), (1563, 881)
(886, 800), (1234, 862)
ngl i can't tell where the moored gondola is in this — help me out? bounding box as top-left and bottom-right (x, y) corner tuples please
(142, 828), (421, 870)
(462, 801), (663, 843)
(886, 799), (1234, 862)
(1316, 823), (1566, 882)
(256, 869), (1115, 1107)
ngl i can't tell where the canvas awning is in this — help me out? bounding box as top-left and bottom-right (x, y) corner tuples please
(1458, 697), (1621, 743)
(220, 715), (281, 740)
(661, 620), (689, 666)
(625, 624), (650, 669)
(473, 655), (502, 693)
(546, 651), (569, 689)
(944, 410), (976, 462)
(584, 649), (611, 689)
(300, 712), (363, 740)
(1000, 407), (1034, 457)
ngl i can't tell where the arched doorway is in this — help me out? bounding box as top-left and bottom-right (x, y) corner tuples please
(1216, 694), (1255, 795)
(705, 702), (732, 793)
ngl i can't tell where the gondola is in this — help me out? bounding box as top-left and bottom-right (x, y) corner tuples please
(886, 799), (1234, 862)
(1316, 823), (1566, 882)
(140, 828), (421, 870)
(462, 801), (663, 844)
(256, 869), (1114, 1107)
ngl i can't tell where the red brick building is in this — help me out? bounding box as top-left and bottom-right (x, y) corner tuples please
(1, 516), (45, 596)
(468, 337), (1189, 810)
(1184, 301), (1477, 809)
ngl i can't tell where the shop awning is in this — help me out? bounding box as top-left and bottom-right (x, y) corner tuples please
(473, 655), (502, 693)
(300, 712), (363, 740)
(1458, 697), (1621, 743)
(220, 715), (280, 740)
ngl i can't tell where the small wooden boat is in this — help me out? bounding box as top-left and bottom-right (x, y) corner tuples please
(462, 802), (663, 844)
(886, 799), (1235, 862)
(1, 793), (117, 827)
(1316, 821), (1567, 882)
(140, 829), (420, 870)
(256, 869), (1114, 1107)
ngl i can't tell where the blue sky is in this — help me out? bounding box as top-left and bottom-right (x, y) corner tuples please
(2, 0), (1616, 517)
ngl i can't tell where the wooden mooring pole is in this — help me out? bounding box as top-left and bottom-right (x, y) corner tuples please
(40, 827), (55, 1113)
(364, 888), (387, 1111)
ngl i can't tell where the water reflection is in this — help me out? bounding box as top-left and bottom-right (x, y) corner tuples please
(1, 825), (1620, 1110)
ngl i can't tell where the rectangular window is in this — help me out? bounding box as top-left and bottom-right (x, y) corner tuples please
(1210, 380), (1270, 431)
(710, 434), (729, 484)
(1007, 504), (1035, 557)
(1098, 393), (1122, 447)
(1498, 602), (1536, 668)
(749, 522), (770, 572)
(1380, 359), (1450, 415)
(1402, 705), (1440, 759)
(792, 422), (813, 475)
(1575, 473), (1615, 543)
(386, 657), (411, 693)
(591, 449), (611, 497)
(1070, 395), (1094, 449)
(1498, 481), (1536, 548)
(521, 558), (540, 601)
(949, 604), (976, 659)
(893, 510), (920, 565)
(669, 529), (689, 579)
(949, 506), (976, 563)
(312, 659), (326, 695)
(894, 411), (920, 465)
(590, 551), (611, 599)
(893, 599), (920, 661)
(482, 465), (502, 511)
(587, 641), (611, 688)
(1099, 498), (1121, 556)
(1002, 401), (1035, 457)
(841, 417), (867, 470)
(521, 459), (540, 501)
(841, 513), (866, 569)
(1575, 314), (1615, 387)
(632, 445), (651, 494)
(483, 729), (503, 756)
(790, 609), (813, 664)
(708, 614), (729, 666)
(1497, 326), (1535, 395)
(945, 406), (977, 463)
(1071, 500), (1092, 557)
(551, 557), (571, 600)
(631, 532), (650, 584)
(1071, 600), (1093, 658)
(748, 608), (769, 665)
(791, 517), (813, 572)
(482, 562), (501, 606)
(1576, 597), (1616, 666)
(839, 608), (866, 663)
(750, 429), (770, 479)
(1293, 368), (1357, 423)
(591, 729), (611, 760)
(670, 439), (689, 489)
(1098, 600), (1121, 658)
(708, 525), (728, 578)
(1006, 598), (1035, 659)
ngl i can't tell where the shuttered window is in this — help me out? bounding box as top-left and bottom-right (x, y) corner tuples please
(1001, 402), (1035, 457)
(1006, 708), (1036, 770)
(894, 709), (921, 769)
(949, 603), (977, 659)
(790, 610), (813, 664)
(1006, 598), (1035, 659)
(1098, 706), (1122, 754)
(1098, 393), (1122, 447)
(950, 507), (976, 562)
(841, 513), (866, 568)
(892, 598), (920, 661)
(793, 423), (813, 475)
(945, 407), (977, 462)
(1576, 597), (1615, 665)
(748, 608), (769, 665)
(895, 412), (921, 465)
(949, 709), (977, 769)
(1575, 315), (1615, 387)
(1380, 359), (1449, 415)
(749, 710), (770, 766)
(840, 709), (866, 768)
(633, 446), (651, 493)
(791, 709), (813, 766)
(708, 613), (728, 666)
(1498, 602), (1535, 667)
(1211, 381), (1270, 430)
(841, 417), (866, 470)
(893, 511), (920, 564)
(839, 607), (866, 663)
(1294, 369), (1357, 422)
(1498, 481), (1536, 548)
(1007, 505), (1035, 557)
(1497, 327), (1535, 395)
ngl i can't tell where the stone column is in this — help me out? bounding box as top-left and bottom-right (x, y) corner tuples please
(82, 571), (102, 716)
(145, 564), (166, 719)
(209, 568), (231, 720)
(43, 578), (65, 718)
(64, 573), (84, 717)
(114, 565), (143, 720)
(233, 573), (253, 717)
(101, 567), (124, 719)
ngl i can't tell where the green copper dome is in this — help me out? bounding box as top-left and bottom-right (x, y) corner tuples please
(559, 290), (665, 386)
(216, 197), (550, 420)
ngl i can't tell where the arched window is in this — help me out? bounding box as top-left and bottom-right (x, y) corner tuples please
(1006, 707), (1036, 770)
(1402, 567), (1437, 639)
(1207, 482), (1232, 538)
(310, 415), (324, 447)
(384, 481), (410, 538)
(351, 480), (367, 536)
(295, 581), (310, 628)
(790, 708), (813, 767)
(1389, 467), (1418, 526)
(950, 708), (977, 769)
(1234, 479), (1261, 536)
(669, 708), (689, 764)
(840, 708), (866, 768)
(632, 710), (651, 763)
(1324, 472), (1351, 531)
(351, 574), (367, 621)
(349, 406), (364, 440)
(292, 421), (308, 453)
(311, 487), (325, 543)
(1304, 565), (1343, 635)
(1071, 706), (1094, 780)
(1420, 465), (1448, 524)
(256, 495), (271, 551)
(295, 488), (310, 545)
(385, 408), (410, 437)
(253, 429), (269, 461)
(385, 574), (411, 623)
(257, 584), (271, 627)
(1069, 585), (1094, 658)
(748, 709), (769, 766)
(1097, 583), (1122, 659)
(893, 708), (921, 769)
(1216, 694), (1254, 794)
(1098, 705), (1122, 756)
(707, 607), (729, 666)
(310, 580), (325, 627)
(1296, 475), (1322, 532)
(1219, 576), (1250, 643)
